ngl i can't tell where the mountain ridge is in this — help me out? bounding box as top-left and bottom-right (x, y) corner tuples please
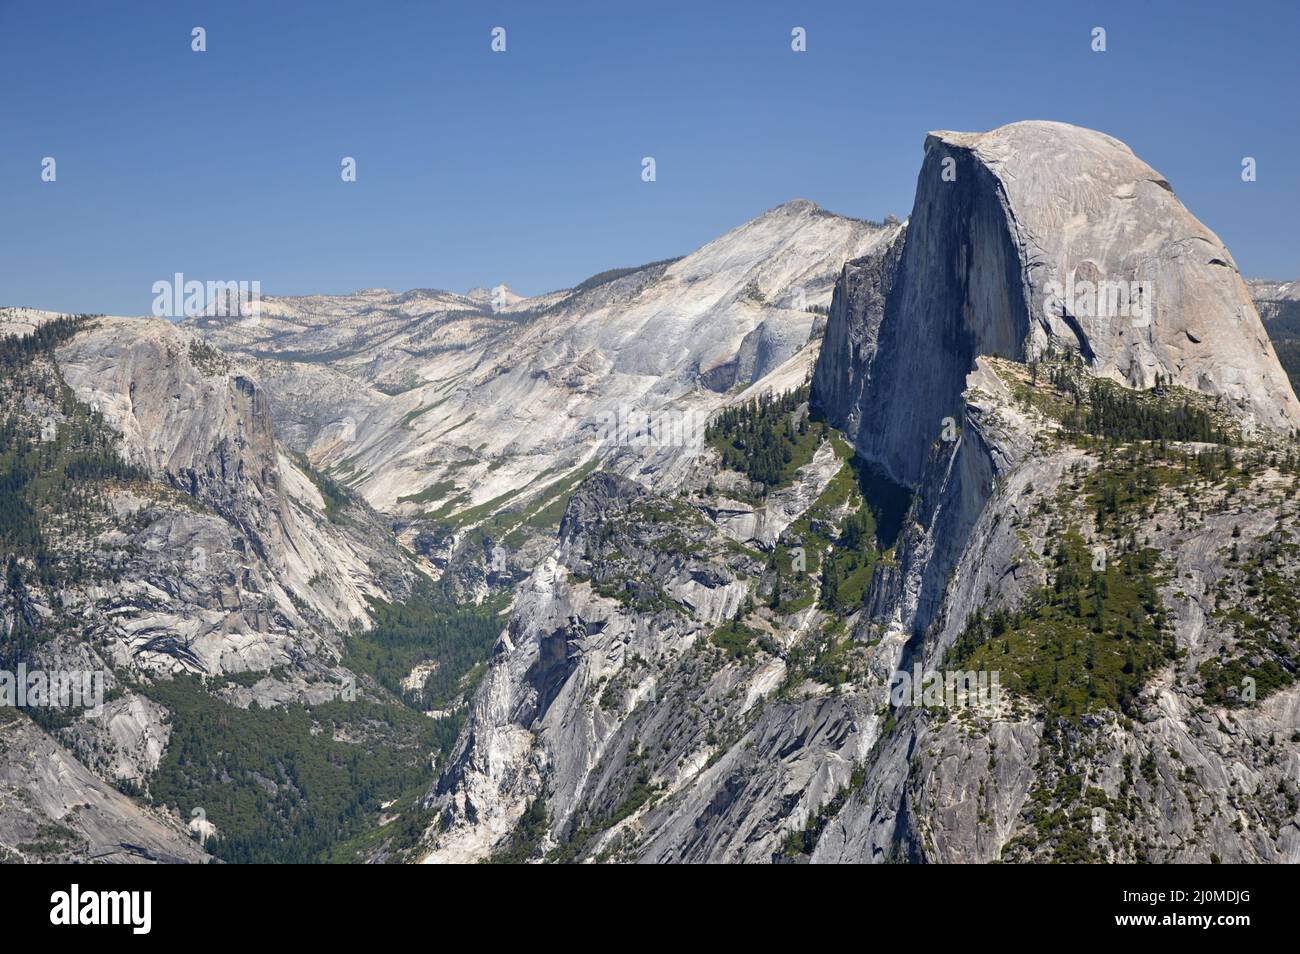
(416, 121), (1300, 863)
(3, 122), (1299, 864)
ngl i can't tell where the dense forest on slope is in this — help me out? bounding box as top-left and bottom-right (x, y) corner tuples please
(345, 579), (506, 711)
(1034, 358), (1231, 444)
(140, 575), (509, 863)
(1064, 376), (1227, 443)
(143, 675), (442, 864)
(0, 314), (146, 566)
(947, 425), (1300, 720)
(706, 384), (818, 489)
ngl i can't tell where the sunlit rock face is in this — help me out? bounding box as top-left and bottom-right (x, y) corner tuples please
(817, 121), (1298, 493)
(185, 201), (891, 517)
(807, 122), (1300, 864)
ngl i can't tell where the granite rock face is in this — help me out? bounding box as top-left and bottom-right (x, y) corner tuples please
(53, 315), (416, 675)
(185, 201), (890, 518)
(940, 123), (1299, 432)
(815, 121), (1299, 491)
(0, 713), (207, 864)
(807, 122), (1300, 863)
(424, 122), (1300, 864)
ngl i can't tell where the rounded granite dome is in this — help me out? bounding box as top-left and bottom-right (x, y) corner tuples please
(922, 120), (1299, 433)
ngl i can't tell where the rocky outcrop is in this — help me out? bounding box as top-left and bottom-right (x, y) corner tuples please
(809, 122), (1300, 864)
(422, 472), (758, 862)
(815, 427), (1300, 863)
(62, 693), (172, 789)
(419, 428), (887, 862)
(0, 713), (208, 864)
(957, 123), (1298, 430)
(187, 202), (891, 517)
(816, 122), (1298, 490)
(53, 315), (414, 676)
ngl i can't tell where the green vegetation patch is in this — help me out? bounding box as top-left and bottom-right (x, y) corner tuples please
(949, 531), (1173, 720)
(289, 450), (351, 522)
(344, 578), (506, 711)
(187, 339), (230, 377)
(142, 674), (442, 864)
(710, 618), (764, 660)
(1198, 533), (1300, 707)
(707, 385), (821, 492)
(1002, 353), (1237, 446)
(770, 433), (910, 617)
(397, 478), (460, 507)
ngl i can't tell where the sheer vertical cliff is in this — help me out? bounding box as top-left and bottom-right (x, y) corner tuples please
(809, 122), (1300, 863)
(422, 121), (1300, 864)
(815, 121), (1298, 483)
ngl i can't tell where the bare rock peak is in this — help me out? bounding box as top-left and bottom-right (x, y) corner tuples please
(921, 120), (1298, 431)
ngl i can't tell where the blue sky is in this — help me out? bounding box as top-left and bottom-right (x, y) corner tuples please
(2, 0), (1297, 315)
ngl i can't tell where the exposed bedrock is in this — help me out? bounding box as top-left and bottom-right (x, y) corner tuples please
(815, 120), (1300, 648)
(810, 121), (1300, 863)
(817, 122), (1298, 459)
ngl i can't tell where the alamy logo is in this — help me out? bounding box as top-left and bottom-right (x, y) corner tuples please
(889, 665), (1001, 708)
(50, 884), (151, 934)
(591, 406), (709, 448)
(151, 273), (261, 319)
(1043, 273), (1152, 327)
(0, 664), (104, 718)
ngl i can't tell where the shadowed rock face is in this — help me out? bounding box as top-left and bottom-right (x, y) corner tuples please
(816, 121), (1300, 491)
(946, 122), (1298, 430)
(805, 123), (1300, 864)
(817, 132), (1034, 488)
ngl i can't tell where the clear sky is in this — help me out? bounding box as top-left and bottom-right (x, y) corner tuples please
(2, 0), (1297, 315)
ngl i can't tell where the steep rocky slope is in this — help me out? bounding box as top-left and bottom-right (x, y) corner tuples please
(423, 424), (892, 863)
(0, 710), (206, 863)
(54, 313), (415, 665)
(420, 121), (1300, 864)
(185, 202), (889, 523)
(805, 121), (1300, 863)
(0, 308), (428, 862)
(1251, 279), (1300, 395)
